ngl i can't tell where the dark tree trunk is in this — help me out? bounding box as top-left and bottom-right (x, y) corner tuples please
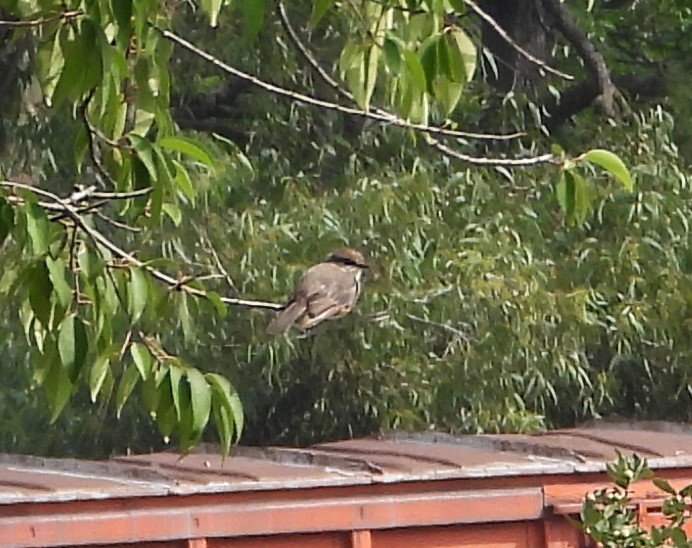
(478, 0), (554, 94)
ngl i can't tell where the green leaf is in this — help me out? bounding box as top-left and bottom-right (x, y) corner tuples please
(139, 374), (162, 415)
(383, 36), (402, 75)
(89, 354), (111, 402)
(32, 337), (55, 386)
(169, 362), (183, 420)
(570, 171), (591, 223)
(163, 203), (182, 226)
(172, 159), (196, 203)
(0, 197), (14, 245)
(419, 35), (439, 93)
(44, 360), (73, 423)
(187, 368), (212, 438)
(116, 364), (140, 419)
(403, 49), (427, 98)
(149, 182), (164, 226)
(154, 373), (177, 439)
(433, 77), (463, 115)
(25, 203), (49, 256)
(36, 26), (65, 107)
(580, 149), (633, 191)
(112, 0), (134, 48)
(206, 291), (227, 318)
(310, 0), (335, 25)
(200, 0), (224, 27)
(668, 528), (688, 544)
(556, 171), (576, 223)
(211, 397), (234, 455)
(129, 268), (149, 323)
(448, 27), (476, 82)
(344, 46), (367, 108)
(58, 315), (89, 382)
(242, 0), (266, 42)
(363, 44), (380, 110)
(129, 135), (158, 181)
(130, 342), (152, 381)
(29, 261), (53, 327)
(207, 372), (243, 446)
(339, 41), (362, 75)
(178, 292), (194, 343)
(653, 477), (678, 495)
(50, 33), (85, 107)
(45, 256), (72, 308)
(159, 136), (215, 171)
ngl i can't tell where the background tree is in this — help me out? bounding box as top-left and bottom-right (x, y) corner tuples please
(0, 0), (687, 456)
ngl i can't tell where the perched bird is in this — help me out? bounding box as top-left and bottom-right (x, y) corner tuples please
(267, 248), (369, 335)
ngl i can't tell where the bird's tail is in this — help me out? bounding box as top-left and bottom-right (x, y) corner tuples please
(266, 299), (306, 335)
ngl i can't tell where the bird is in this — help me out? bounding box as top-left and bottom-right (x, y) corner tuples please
(267, 247), (369, 335)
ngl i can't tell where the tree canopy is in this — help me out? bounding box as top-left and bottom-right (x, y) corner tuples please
(0, 0), (689, 456)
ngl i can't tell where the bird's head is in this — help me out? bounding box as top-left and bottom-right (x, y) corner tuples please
(327, 248), (369, 269)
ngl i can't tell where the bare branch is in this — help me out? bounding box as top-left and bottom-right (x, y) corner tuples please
(204, 237), (238, 292)
(154, 24), (523, 142)
(423, 134), (556, 167)
(2, 181), (153, 225)
(89, 188), (153, 200)
(94, 210), (143, 232)
(406, 313), (472, 340)
(463, 0), (573, 81)
(0, 180), (284, 311)
(541, 0), (616, 115)
(0, 9), (82, 28)
(276, 4), (555, 167)
(277, 3), (519, 141)
(78, 93), (121, 190)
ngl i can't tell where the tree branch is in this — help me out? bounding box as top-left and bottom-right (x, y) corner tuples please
(276, 4), (556, 168)
(541, 0), (616, 116)
(0, 181), (283, 311)
(153, 24), (522, 142)
(463, 0), (573, 81)
(0, 9), (82, 28)
(423, 134), (556, 167)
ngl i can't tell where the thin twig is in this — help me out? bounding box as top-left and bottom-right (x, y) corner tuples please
(2, 181), (153, 220)
(463, 0), (573, 81)
(278, 3), (409, 131)
(204, 237), (237, 291)
(406, 313), (471, 339)
(423, 133), (556, 167)
(277, 4), (555, 168)
(154, 24), (523, 142)
(89, 188), (153, 200)
(94, 210), (143, 232)
(78, 91), (127, 191)
(0, 180), (284, 311)
(0, 9), (82, 28)
(119, 329), (133, 360)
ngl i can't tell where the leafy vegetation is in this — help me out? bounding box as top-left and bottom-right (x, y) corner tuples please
(0, 0), (689, 456)
(581, 452), (692, 546)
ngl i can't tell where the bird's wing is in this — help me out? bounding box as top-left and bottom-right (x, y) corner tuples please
(296, 266), (359, 329)
(266, 296), (307, 335)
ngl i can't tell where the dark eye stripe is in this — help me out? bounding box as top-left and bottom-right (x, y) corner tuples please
(334, 257), (367, 268)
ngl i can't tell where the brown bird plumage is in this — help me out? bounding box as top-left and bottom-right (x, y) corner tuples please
(267, 248), (369, 335)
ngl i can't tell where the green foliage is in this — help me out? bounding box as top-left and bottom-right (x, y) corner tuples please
(185, 108), (689, 445)
(0, 0), (689, 459)
(335, 1), (477, 118)
(581, 452), (692, 547)
(0, 0), (243, 455)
